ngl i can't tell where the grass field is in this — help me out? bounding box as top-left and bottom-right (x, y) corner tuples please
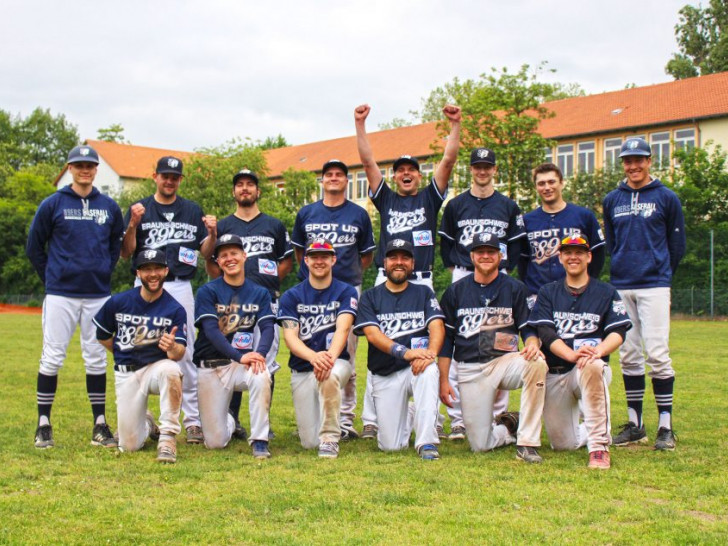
(1, 314), (727, 544)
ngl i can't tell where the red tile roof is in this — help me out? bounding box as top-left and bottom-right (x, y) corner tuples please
(85, 139), (194, 179)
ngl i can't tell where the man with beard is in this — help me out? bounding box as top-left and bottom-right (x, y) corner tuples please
(94, 249), (187, 463)
(278, 240), (358, 458)
(354, 239), (445, 460)
(209, 169), (294, 439)
(438, 232), (548, 463)
(122, 156), (218, 445)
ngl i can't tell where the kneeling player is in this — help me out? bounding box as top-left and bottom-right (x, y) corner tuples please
(194, 234), (274, 458)
(94, 249), (186, 463)
(278, 241), (358, 458)
(355, 239), (444, 460)
(529, 235), (631, 469)
(439, 233), (548, 463)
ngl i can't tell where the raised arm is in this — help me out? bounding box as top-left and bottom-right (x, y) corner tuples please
(354, 104), (384, 193)
(433, 105), (462, 195)
(121, 203), (144, 259)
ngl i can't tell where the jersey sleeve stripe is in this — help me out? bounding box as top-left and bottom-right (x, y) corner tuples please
(93, 318), (113, 335)
(430, 177), (447, 201)
(354, 319), (380, 329)
(425, 314), (446, 326)
(507, 232), (527, 242)
(604, 318), (632, 331)
(276, 314), (299, 323)
(360, 244), (377, 254)
(438, 230), (455, 241)
(194, 312), (219, 324)
(528, 318), (555, 326)
(369, 178), (385, 199)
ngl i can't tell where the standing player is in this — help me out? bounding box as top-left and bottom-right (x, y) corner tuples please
(438, 233), (548, 463)
(94, 249), (187, 463)
(528, 236), (632, 469)
(121, 156), (217, 444)
(26, 144), (124, 448)
(603, 137), (686, 451)
(520, 162), (605, 297)
(354, 239), (445, 460)
(208, 169), (294, 438)
(194, 234), (274, 458)
(438, 147), (526, 440)
(291, 159), (375, 440)
(278, 240), (358, 458)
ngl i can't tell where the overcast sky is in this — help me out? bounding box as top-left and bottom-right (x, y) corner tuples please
(2, 0), (690, 152)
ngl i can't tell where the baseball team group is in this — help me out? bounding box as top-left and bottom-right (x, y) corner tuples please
(25, 103), (685, 469)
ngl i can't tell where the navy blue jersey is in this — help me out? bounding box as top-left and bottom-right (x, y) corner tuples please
(521, 203), (605, 294)
(528, 279), (632, 372)
(94, 287), (187, 368)
(26, 186), (124, 297)
(439, 273), (534, 364)
(291, 200), (375, 286)
(193, 278), (274, 362)
(124, 195), (208, 280)
(217, 212), (293, 298)
(371, 178), (445, 271)
(278, 278), (358, 373)
(354, 282), (445, 376)
(439, 190), (525, 269)
(603, 179), (686, 289)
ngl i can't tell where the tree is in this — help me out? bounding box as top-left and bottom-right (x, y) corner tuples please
(97, 123), (129, 143)
(256, 134), (289, 150)
(378, 117), (415, 130)
(666, 0), (728, 79)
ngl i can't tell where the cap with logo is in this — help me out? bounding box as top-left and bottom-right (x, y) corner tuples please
(305, 240), (336, 256)
(232, 169), (259, 185)
(470, 147), (496, 165)
(385, 238), (414, 257)
(214, 233), (245, 257)
(322, 159), (348, 176)
(619, 138), (651, 158)
(468, 232), (501, 252)
(135, 248), (167, 269)
(392, 155), (420, 172)
(559, 234), (591, 251)
(156, 156), (184, 176)
(67, 145), (100, 165)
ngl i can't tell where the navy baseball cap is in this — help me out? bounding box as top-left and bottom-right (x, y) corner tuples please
(156, 156), (184, 175)
(322, 159), (348, 175)
(135, 248), (167, 269)
(385, 238), (414, 257)
(469, 232), (500, 252)
(559, 235), (591, 251)
(305, 240), (336, 256)
(393, 155), (420, 172)
(470, 147), (496, 165)
(214, 233), (245, 257)
(619, 138), (651, 158)
(67, 145), (99, 165)
(233, 169), (259, 185)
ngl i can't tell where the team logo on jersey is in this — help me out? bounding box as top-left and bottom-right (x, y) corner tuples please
(456, 307), (514, 338)
(304, 224), (357, 246)
(457, 219), (508, 246)
(411, 337), (429, 349)
(378, 311), (426, 340)
(413, 230), (433, 246)
(164, 213), (175, 222)
(553, 311), (600, 338)
(114, 314), (173, 351)
(386, 207), (426, 234)
(297, 302), (340, 340)
(613, 299), (627, 315)
(167, 158), (180, 168)
(62, 207), (109, 224)
(243, 235), (275, 257)
(216, 303), (259, 334)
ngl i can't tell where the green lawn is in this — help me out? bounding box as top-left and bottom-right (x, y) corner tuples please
(1, 315), (726, 544)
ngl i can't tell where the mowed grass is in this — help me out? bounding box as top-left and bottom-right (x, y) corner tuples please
(0, 314), (727, 544)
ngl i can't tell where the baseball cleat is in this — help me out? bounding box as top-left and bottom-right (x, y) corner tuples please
(436, 425), (447, 439)
(91, 423), (118, 448)
(654, 427), (677, 451)
(340, 423), (359, 441)
(252, 440), (271, 459)
(516, 445), (543, 464)
(418, 443), (440, 460)
(360, 424), (378, 440)
(587, 450), (611, 470)
(34, 424), (54, 449)
(495, 411), (520, 436)
(448, 425), (466, 441)
(146, 411), (160, 442)
(186, 425), (204, 444)
(612, 422), (648, 446)
(156, 438), (177, 464)
(231, 417), (247, 441)
(318, 441), (340, 459)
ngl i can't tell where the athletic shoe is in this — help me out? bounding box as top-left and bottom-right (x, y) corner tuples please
(361, 424), (378, 440)
(436, 425), (447, 439)
(186, 425), (204, 444)
(516, 445), (543, 464)
(340, 423), (359, 441)
(587, 450), (611, 469)
(495, 411), (520, 436)
(612, 422), (648, 446)
(91, 423), (118, 448)
(146, 411), (160, 442)
(448, 425), (466, 441)
(654, 427), (677, 451)
(230, 413), (247, 441)
(34, 424), (54, 449)
(418, 443), (440, 460)
(252, 440), (271, 459)
(318, 441), (340, 458)
(268, 429), (276, 440)
(156, 438), (177, 464)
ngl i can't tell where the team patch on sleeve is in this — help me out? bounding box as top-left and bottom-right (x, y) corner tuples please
(613, 299), (627, 315)
(350, 297), (358, 310)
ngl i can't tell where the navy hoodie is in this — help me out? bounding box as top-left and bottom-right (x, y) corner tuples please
(26, 185), (124, 297)
(603, 179), (685, 289)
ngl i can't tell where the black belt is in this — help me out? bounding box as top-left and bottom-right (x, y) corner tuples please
(197, 359), (232, 369)
(454, 265), (474, 272)
(115, 363), (148, 373)
(549, 366), (575, 375)
(166, 275), (192, 282)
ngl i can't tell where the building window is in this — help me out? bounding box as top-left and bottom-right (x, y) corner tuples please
(557, 144), (574, 178)
(650, 132), (670, 169)
(544, 146), (553, 164)
(674, 128), (696, 166)
(347, 174), (353, 200)
(577, 141), (595, 173)
(604, 138), (622, 168)
(356, 172), (368, 200)
(421, 162), (434, 182)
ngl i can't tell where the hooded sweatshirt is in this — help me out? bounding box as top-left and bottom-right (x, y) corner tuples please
(603, 178), (685, 289)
